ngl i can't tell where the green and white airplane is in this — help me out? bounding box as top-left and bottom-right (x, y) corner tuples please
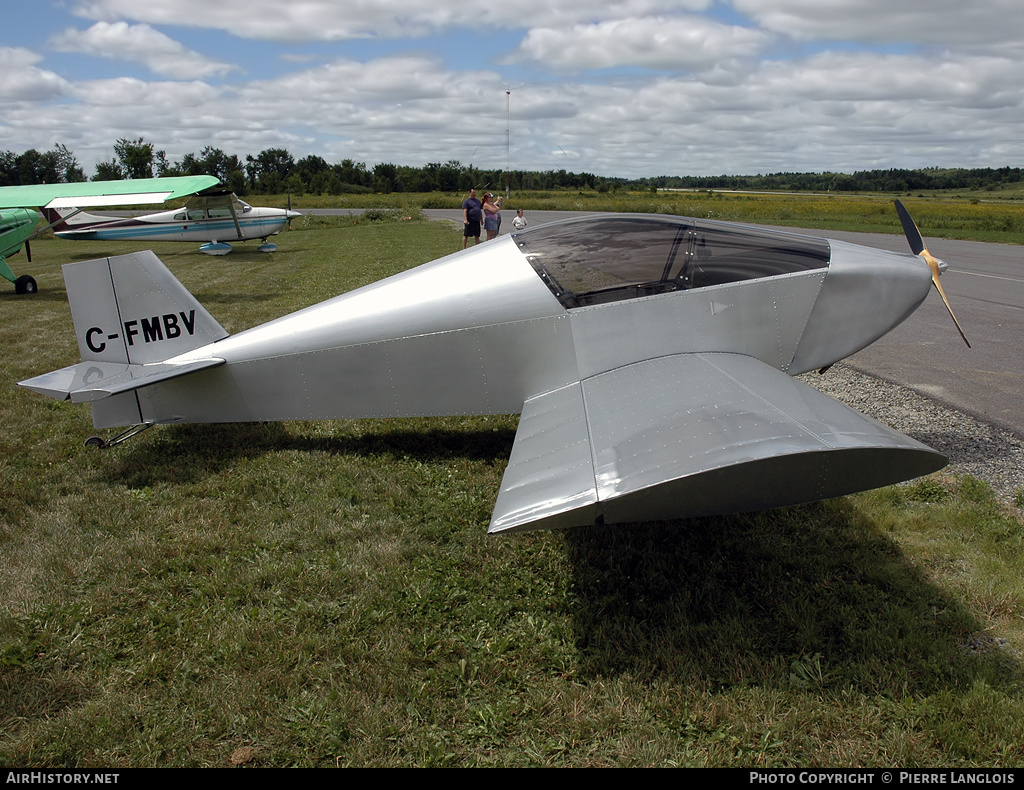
(0, 176), (220, 294)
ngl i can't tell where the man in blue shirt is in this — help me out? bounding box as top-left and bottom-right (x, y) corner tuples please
(462, 188), (482, 248)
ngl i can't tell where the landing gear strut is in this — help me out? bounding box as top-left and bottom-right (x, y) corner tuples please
(84, 423), (154, 449)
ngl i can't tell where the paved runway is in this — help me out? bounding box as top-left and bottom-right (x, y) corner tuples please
(318, 208), (1024, 437)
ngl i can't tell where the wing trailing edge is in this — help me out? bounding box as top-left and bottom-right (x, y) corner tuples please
(489, 353), (946, 533)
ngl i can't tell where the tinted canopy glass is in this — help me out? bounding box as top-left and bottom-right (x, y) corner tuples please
(514, 214), (830, 309)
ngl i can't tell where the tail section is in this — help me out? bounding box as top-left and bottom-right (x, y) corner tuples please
(40, 206), (72, 233)
(64, 250), (227, 365)
(19, 250), (228, 426)
(41, 207), (119, 234)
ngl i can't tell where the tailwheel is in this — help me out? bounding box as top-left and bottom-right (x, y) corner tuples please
(84, 423), (154, 449)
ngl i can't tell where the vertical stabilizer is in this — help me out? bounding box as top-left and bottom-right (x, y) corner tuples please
(63, 251), (228, 365)
(19, 251), (229, 428)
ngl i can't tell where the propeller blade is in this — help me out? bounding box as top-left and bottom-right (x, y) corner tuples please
(894, 199), (925, 256)
(923, 248), (971, 348)
(894, 200), (970, 348)
(25, 239), (31, 263)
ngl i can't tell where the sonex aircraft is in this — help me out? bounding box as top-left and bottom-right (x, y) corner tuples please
(0, 175), (301, 293)
(20, 203), (969, 534)
(0, 175), (220, 294)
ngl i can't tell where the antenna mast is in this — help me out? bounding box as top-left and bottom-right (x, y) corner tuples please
(505, 88), (511, 200)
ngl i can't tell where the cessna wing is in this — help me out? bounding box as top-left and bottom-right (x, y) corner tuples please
(0, 176), (221, 211)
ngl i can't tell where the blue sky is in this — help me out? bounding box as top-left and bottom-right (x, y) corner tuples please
(3, 1), (1023, 179)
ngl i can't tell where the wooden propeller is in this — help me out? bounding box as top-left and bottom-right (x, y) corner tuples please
(895, 200), (970, 348)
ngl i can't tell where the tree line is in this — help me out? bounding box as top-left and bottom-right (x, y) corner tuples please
(634, 167), (1024, 194)
(3, 139), (1022, 196)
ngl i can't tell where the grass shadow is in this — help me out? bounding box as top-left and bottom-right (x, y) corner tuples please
(562, 499), (1020, 698)
(101, 419), (517, 488)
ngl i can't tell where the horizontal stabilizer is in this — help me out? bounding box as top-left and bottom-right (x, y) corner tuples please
(489, 353), (946, 533)
(19, 358), (225, 402)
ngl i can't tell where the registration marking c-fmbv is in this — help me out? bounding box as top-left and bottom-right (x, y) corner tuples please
(86, 310), (198, 353)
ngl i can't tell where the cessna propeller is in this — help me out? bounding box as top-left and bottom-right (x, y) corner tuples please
(895, 199), (971, 348)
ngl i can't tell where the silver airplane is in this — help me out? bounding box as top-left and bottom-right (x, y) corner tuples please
(19, 203), (966, 534)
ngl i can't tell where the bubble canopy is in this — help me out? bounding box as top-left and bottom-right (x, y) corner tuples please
(513, 214), (831, 309)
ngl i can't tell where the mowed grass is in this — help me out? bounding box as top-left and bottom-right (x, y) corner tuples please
(2, 217), (1024, 767)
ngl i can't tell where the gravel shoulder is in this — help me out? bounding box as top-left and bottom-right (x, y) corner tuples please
(802, 363), (1024, 505)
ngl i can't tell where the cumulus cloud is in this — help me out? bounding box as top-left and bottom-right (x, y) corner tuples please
(49, 21), (239, 79)
(733, 0), (1024, 50)
(3, 1), (1022, 178)
(508, 16), (772, 72)
(0, 47), (71, 102)
(70, 0), (713, 41)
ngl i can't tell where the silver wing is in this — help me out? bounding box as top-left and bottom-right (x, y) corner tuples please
(490, 352), (945, 533)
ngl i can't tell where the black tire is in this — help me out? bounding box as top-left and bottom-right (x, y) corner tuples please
(84, 436), (106, 449)
(14, 275), (37, 295)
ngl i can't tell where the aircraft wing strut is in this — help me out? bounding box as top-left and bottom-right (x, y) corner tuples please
(489, 353), (947, 533)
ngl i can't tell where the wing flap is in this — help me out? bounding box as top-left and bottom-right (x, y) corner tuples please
(489, 353), (946, 533)
(488, 383), (599, 533)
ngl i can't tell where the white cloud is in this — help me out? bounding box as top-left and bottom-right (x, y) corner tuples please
(732, 0), (1024, 50)
(509, 16), (772, 72)
(4, 1), (1024, 179)
(49, 22), (239, 79)
(71, 0), (713, 41)
(0, 47), (71, 102)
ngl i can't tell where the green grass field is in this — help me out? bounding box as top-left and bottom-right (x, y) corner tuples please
(2, 209), (1023, 767)
(288, 189), (1024, 244)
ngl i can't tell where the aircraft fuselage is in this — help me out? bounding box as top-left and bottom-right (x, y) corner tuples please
(62, 215), (932, 429)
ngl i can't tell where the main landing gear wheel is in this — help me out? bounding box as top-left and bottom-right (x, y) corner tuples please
(84, 436), (106, 449)
(14, 275), (37, 294)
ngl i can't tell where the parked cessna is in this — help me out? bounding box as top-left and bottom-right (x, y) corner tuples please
(19, 203), (968, 533)
(0, 175), (221, 293)
(44, 189), (301, 256)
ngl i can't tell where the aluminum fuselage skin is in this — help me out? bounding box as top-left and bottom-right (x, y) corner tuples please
(96, 226), (933, 429)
